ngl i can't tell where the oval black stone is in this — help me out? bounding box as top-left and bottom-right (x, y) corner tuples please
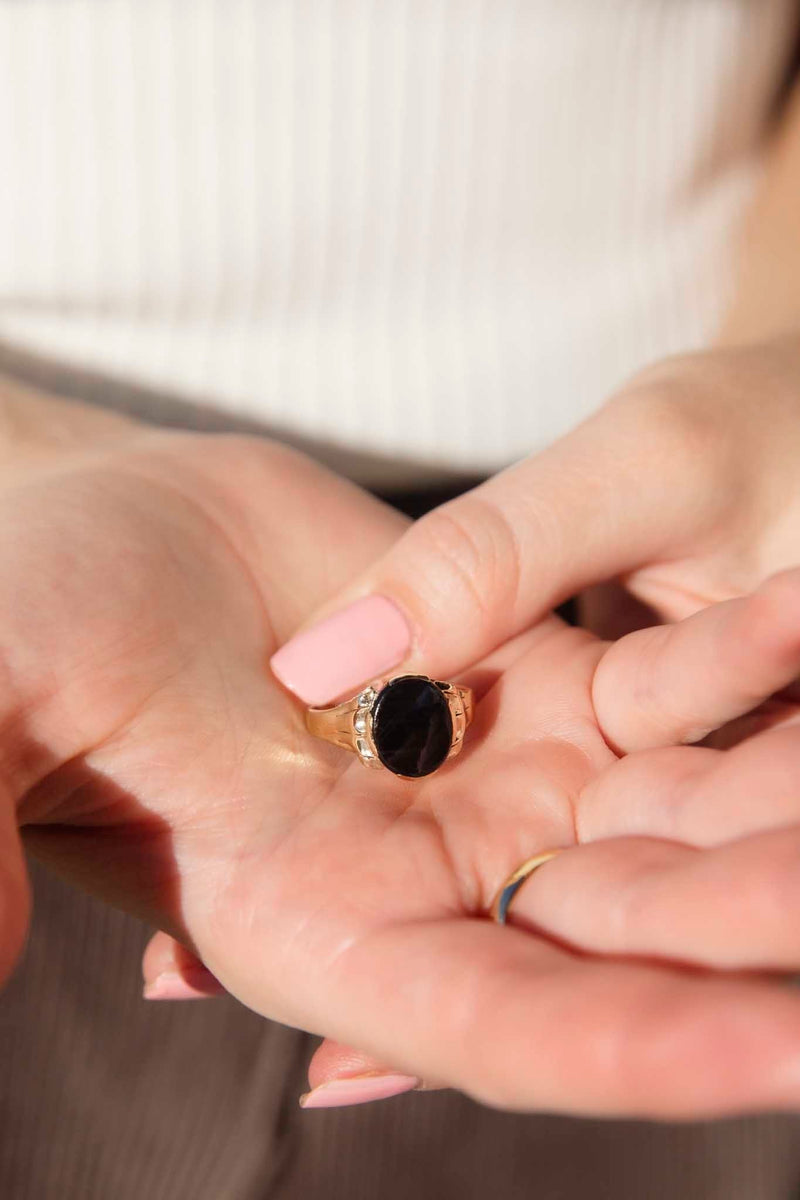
(372, 676), (453, 778)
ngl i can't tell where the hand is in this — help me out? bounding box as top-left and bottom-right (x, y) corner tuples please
(7, 385), (800, 1120)
(268, 335), (800, 732)
(155, 568), (800, 1109)
(0, 383), (406, 981)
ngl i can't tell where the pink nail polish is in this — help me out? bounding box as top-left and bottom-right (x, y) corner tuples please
(299, 1073), (419, 1109)
(270, 595), (411, 706)
(143, 969), (224, 1001)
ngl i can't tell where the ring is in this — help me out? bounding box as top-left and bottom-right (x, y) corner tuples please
(305, 674), (474, 779)
(491, 850), (563, 924)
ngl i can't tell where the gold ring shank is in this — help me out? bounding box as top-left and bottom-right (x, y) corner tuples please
(490, 849), (563, 924)
(305, 695), (360, 750)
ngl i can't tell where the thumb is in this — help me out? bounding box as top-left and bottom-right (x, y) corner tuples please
(270, 390), (718, 704)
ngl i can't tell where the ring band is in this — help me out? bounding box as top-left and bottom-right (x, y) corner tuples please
(491, 849), (563, 924)
(306, 674), (474, 779)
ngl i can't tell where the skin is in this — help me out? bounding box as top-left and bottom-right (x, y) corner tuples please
(279, 70), (800, 692)
(5, 382), (800, 1120)
(287, 334), (800, 676)
(249, 76), (800, 1101)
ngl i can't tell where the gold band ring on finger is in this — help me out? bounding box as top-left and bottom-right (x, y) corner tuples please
(491, 850), (565, 924)
(305, 674), (474, 780)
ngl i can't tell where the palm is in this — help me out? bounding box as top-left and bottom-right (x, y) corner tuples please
(9, 426), (800, 1118)
(15, 429), (595, 980)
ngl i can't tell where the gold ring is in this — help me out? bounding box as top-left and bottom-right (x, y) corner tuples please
(491, 849), (564, 924)
(306, 674), (474, 779)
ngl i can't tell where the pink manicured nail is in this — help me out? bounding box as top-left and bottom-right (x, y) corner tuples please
(143, 969), (224, 1001)
(299, 1073), (419, 1109)
(270, 595), (411, 705)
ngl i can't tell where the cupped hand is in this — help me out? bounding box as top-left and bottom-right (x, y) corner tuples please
(164, 570), (800, 1109)
(7, 388), (800, 1121)
(269, 336), (800, 712)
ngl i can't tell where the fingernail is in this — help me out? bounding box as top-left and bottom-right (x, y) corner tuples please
(143, 969), (224, 1001)
(299, 1072), (420, 1109)
(270, 595), (411, 706)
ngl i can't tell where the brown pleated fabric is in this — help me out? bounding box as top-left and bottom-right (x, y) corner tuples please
(3, 821), (800, 1200)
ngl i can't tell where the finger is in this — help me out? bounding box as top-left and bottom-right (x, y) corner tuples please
(142, 930), (225, 1001)
(269, 393), (720, 705)
(307, 1040), (405, 1089)
(300, 1040), (440, 1108)
(593, 569), (800, 753)
(217, 915), (800, 1119)
(506, 827), (800, 973)
(579, 721), (800, 847)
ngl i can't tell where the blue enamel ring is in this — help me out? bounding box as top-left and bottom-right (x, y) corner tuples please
(490, 850), (564, 924)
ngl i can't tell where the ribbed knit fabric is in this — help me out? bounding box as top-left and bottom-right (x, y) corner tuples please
(0, 0), (798, 482)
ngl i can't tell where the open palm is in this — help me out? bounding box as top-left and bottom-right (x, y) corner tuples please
(7, 407), (800, 1120)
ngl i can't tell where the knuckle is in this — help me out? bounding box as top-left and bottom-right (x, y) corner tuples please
(612, 985), (694, 1108)
(437, 957), (539, 1108)
(753, 568), (800, 625)
(748, 837), (800, 959)
(596, 969), (742, 1113)
(603, 361), (741, 531)
(607, 375), (707, 463)
(593, 626), (684, 751)
(413, 494), (524, 629)
(606, 350), (737, 462)
(732, 569), (800, 677)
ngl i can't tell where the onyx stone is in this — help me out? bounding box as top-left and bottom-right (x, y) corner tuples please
(372, 676), (453, 778)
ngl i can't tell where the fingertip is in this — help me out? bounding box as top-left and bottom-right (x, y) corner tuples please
(143, 968), (224, 1001)
(744, 568), (800, 662)
(299, 1073), (420, 1109)
(269, 594), (412, 706)
(141, 931), (223, 1000)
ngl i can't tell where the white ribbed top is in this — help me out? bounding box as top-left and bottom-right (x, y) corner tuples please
(0, 0), (796, 480)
